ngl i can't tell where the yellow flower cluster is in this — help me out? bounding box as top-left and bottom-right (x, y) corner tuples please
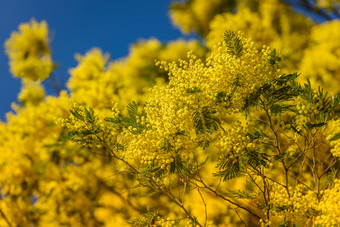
(206, 7), (277, 51)
(0, 92), (69, 226)
(67, 39), (206, 116)
(18, 80), (45, 106)
(326, 119), (340, 157)
(316, 179), (340, 226)
(123, 33), (280, 176)
(218, 120), (254, 155)
(292, 94), (325, 138)
(1, 19), (212, 226)
(170, 0), (228, 36)
(0, 91), (143, 226)
(154, 216), (177, 227)
(67, 48), (119, 113)
(294, 96), (311, 133)
(110, 38), (205, 109)
(299, 20), (340, 93)
(270, 184), (318, 225)
(206, 0), (312, 73)
(57, 103), (118, 150)
(5, 19), (53, 81)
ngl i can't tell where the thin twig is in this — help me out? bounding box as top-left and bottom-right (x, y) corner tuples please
(0, 208), (12, 227)
(197, 188), (207, 227)
(235, 209), (247, 227)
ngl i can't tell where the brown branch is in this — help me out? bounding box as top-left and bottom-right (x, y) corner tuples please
(197, 188), (207, 227)
(0, 208), (12, 227)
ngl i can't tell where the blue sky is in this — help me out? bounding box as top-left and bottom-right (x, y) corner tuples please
(0, 0), (189, 120)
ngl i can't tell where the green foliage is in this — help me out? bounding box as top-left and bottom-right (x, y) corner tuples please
(181, 156), (209, 178)
(214, 155), (241, 181)
(267, 49), (281, 65)
(244, 73), (300, 108)
(142, 161), (167, 179)
(193, 106), (221, 134)
(274, 151), (290, 162)
(187, 86), (202, 93)
(160, 139), (174, 152)
(216, 77), (240, 107)
(128, 209), (158, 227)
(170, 153), (185, 174)
(61, 106), (100, 144)
(330, 94), (340, 115)
(330, 132), (340, 141)
(105, 101), (148, 134)
(224, 30), (243, 58)
(227, 189), (256, 199)
(244, 149), (269, 168)
(326, 168), (338, 184)
(70, 106), (96, 124)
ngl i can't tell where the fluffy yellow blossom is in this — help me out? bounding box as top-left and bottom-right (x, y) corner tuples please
(316, 180), (340, 226)
(206, 0), (313, 73)
(270, 184), (318, 225)
(18, 80), (45, 105)
(5, 19), (53, 81)
(170, 0), (230, 36)
(67, 48), (119, 113)
(326, 119), (340, 157)
(67, 39), (206, 116)
(299, 20), (340, 93)
(206, 7), (277, 51)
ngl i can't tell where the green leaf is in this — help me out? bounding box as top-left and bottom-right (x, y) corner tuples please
(142, 162), (167, 178)
(187, 87), (202, 93)
(170, 154), (185, 174)
(70, 108), (84, 121)
(214, 155), (241, 181)
(105, 102), (149, 135)
(128, 209), (158, 227)
(216, 77), (240, 106)
(242, 83), (271, 111)
(193, 106), (220, 135)
(274, 151), (290, 161)
(270, 104), (294, 115)
(330, 132), (340, 141)
(326, 168), (338, 183)
(59, 131), (80, 141)
(160, 139), (173, 152)
(244, 149), (269, 168)
(175, 130), (185, 135)
(331, 94), (340, 110)
(84, 107), (96, 124)
(127, 101), (138, 120)
(227, 189), (255, 199)
(197, 157), (209, 169)
(138, 190), (159, 198)
(267, 49), (281, 65)
(306, 122), (327, 129)
(224, 31), (243, 58)
(275, 73), (299, 86)
(246, 178), (255, 192)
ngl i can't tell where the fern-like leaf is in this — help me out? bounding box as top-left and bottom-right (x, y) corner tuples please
(193, 106), (220, 135)
(214, 155), (241, 181)
(267, 49), (281, 65)
(127, 101), (138, 120)
(224, 31), (243, 58)
(227, 189), (256, 199)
